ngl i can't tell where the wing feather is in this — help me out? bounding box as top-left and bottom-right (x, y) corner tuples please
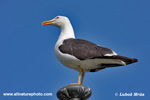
(59, 38), (115, 60)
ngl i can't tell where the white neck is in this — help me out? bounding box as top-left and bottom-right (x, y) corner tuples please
(57, 22), (75, 44)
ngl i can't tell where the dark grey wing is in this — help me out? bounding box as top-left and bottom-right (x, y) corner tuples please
(59, 38), (115, 60)
(99, 55), (138, 65)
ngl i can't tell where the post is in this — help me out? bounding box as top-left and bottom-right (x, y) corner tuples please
(57, 84), (92, 100)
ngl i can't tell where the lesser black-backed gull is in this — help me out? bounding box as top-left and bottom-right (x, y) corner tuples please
(42, 16), (138, 85)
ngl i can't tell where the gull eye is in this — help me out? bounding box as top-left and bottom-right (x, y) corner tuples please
(56, 17), (59, 19)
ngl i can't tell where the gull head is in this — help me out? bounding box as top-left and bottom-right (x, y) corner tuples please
(42, 16), (70, 28)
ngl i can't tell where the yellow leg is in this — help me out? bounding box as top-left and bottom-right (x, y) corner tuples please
(81, 72), (85, 85)
(77, 66), (82, 84)
(68, 66), (82, 85)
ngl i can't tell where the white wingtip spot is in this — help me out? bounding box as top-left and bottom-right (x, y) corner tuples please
(104, 51), (117, 56)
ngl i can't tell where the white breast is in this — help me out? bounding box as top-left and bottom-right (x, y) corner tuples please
(54, 41), (80, 71)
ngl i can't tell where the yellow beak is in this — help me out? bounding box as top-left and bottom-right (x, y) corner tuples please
(42, 20), (55, 25)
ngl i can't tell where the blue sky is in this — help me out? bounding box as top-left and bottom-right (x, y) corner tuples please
(0, 0), (149, 100)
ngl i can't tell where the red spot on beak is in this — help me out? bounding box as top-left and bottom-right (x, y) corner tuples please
(43, 23), (47, 25)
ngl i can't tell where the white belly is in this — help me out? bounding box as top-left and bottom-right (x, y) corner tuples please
(54, 45), (80, 71)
